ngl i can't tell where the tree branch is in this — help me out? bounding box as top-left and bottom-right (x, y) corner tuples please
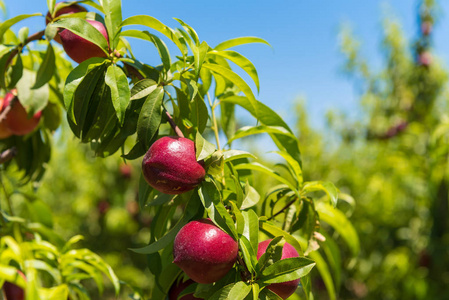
(5, 29), (46, 69)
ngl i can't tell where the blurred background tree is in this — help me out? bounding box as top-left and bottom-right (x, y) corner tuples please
(296, 0), (449, 299)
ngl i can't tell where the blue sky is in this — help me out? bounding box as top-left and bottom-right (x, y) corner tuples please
(4, 0), (449, 131)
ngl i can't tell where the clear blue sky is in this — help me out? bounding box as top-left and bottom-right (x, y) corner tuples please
(4, 0), (449, 131)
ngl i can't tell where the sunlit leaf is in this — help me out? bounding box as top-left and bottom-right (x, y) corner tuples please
(32, 43), (55, 89)
(105, 64), (130, 125)
(209, 50), (260, 92)
(214, 36), (270, 51)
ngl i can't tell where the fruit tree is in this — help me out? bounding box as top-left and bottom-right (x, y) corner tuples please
(0, 1), (359, 299)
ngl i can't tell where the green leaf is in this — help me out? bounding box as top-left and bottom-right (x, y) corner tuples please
(190, 94), (209, 133)
(242, 183), (260, 210)
(100, 0), (122, 48)
(39, 284), (69, 300)
(47, 0), (56, 15)
(256, 237), (285, 274)
(220, 96), (301, 168)
(209, 50), (260, 92)
(193, 41), (209, 79)
(203, 63), (258, 116)
(51, 18), (109, 54)
(32, 43), (55, 89)
(63, 57), (107, 114)
(195, 131), (216, 161)
(120, 15), (187, 56)
(228, 125), (296, 144)
(260, 257), (315, 284)
(0, 265), (26, 288)
(239, 236), (257, 274)
(210, 281), (252, 300)
(315, 202), (360, 256)
(214, 36), (270, 51)
(121, 30), (171, 71)
(234, 162), (298, 196)
(259, 288), (283, 300)
(130, 78), (158, 100)
(105, 64), (130, 125)
(259, 221), (304, 256)
(0, 13), (42, 41)
(198, 180), (238, 239)
(138, 172), (153, 209)
(7, 53), (22, 89)
(220, 101), (235, 140)
(223, 150), (257, 162)
(174, 18), (200, 45)
(137, 87), (164, 150)
(273, 151), (303, 188)
(129, 193), (200, 254)
(242, 209), (259, 255)
(320, 230), (342, 292)
(16, 69), (49, 115)
(302, 181), (338, 207)
(308, 251), (336, 300)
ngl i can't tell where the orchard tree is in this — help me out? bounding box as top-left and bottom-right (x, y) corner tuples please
(0, 1), (359, 299)
(294, 0), (449, 299)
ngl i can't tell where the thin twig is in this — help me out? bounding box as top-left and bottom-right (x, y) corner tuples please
(268, 198), (298, 221)
(207, 92), (221, 150)
(164, 109), (184, 138)
(237, 255), (252, 282)
(5, 29), (46, 70)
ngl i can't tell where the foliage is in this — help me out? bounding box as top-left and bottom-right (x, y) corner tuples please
(296, 1), (449, 299)
(0, 0), (358, 299)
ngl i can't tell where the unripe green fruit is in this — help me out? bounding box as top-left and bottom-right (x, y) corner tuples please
(257, 240), (300, 299)
(59, 19), (108, 64)
(45, 2), (87, 44)
(141, 136), (206, 195)
(173, 219), (238, 284)
(2, 90), (42, 136)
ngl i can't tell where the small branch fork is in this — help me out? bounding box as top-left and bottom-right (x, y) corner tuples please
(5, 29), (46, 70)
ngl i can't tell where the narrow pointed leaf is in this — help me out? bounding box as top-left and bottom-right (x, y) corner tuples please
(260, 257), (315, 283)
(228, 125), (296, 144)
(130, 194), (200, 254)
(316, 202), (360, 256)
(203, 63), (258, 116)
(214, 37), (270, 51)
(234, 162), (298, 196)
(121, 29), (171, 71)
(130, 78), (158, 100)
(0, 13), (42, 41)
(32, 43), (55, 89)
(209, 50), (260, 92)
(121, 15), (186, 56)
(137, 87), (164, 150)
(101, 0), (122, 48)
(302, 181), (338, 207)
(105, 64), (130, 125)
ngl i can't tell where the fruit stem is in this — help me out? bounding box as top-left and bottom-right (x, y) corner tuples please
(5, 29), (46, 69)
(207, 92), (221, 150)
(237, 255), (252, 282)
(163, 107), (184, 138)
